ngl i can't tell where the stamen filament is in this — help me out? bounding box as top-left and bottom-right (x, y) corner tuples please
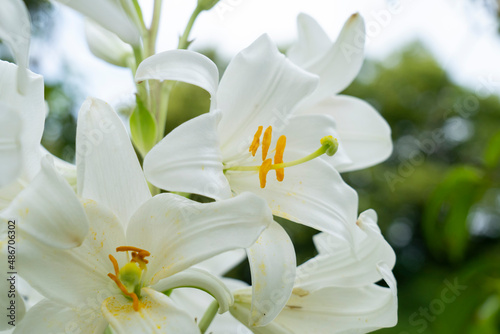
(108, 273), (141, 311)
(109, 254), (120, 276)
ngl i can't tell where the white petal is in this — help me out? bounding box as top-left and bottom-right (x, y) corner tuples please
(0, 180), (23, 211)
(227, 158), (358, 242)
(152, 268), (233, 314)
(54, 0), (140, 45)
(102, 287), (200, 334)
(233, 268), (397, 334)
(196, 249), (246, 276)
(0, 105), (22, 187)
(246, 222), (296, 326)
(85, 19), (133, 68)
(0, 0), (30, 93)
(297, 210), (395, 289)
(126, 192), (272, 286)
(144, 111), (231, 200)
(0, 61), (45, 181)
(295, 14), (365, 109)
(17, 200), (126, 308)
(1, 156), (89, 249)
(136, 50), (219, 108)
(287, 13), (332, 67)
(13, 300), (108, 334)
(216, 34), (319, 160)
(302, 96), (392, 172)
(76, 97), (151, 226)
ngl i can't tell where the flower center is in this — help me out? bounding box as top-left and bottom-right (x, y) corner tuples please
(108, 246), (151, 311)
(225, 126), (339, 188)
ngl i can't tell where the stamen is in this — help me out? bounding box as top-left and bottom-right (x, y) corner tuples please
(274, 135), (286, 182)
(259, 159), (273, 188)
(249, 126), (263, 157)
(262, 126), (272, 160)
(108, 273), (141, 311)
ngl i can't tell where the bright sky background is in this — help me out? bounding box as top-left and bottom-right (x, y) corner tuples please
(36, 0), (500, 109)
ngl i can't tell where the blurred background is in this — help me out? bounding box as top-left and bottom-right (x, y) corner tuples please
(2, 0), (500, 332)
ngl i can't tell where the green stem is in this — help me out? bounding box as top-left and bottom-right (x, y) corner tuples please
(178, 6), (203, 50)
(199, 300), (219, 333)
(225, 146), (329, 172)
(148, 0), (164, 56)
(156, 82), (174, 141)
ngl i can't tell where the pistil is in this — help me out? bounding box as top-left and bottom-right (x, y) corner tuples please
(225, 133), (339, 187)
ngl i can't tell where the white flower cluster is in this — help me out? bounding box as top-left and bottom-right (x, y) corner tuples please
(0, 1), (397, 333)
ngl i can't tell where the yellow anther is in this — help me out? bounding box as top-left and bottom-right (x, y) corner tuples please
(274, 135), (286, 182)
(249, 126), (263, 157)
(259, 159), (273, 188)
(262, 126), (273, 160)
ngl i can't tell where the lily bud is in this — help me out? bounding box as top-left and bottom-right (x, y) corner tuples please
(84, 19), (133, 68)
(197, 0), (220, 11)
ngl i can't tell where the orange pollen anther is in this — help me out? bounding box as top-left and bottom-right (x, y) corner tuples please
(107, 273), (141, 311)
(261, 126), (273, 160)
(249, 126), (263, 157)
(116, 246), (151, 264)
(259, 159), (273, 188)
(274, 135), (286, 182)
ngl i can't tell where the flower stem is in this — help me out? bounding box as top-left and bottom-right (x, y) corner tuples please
(178, 5), (203, 50)
(148, 0), (164, 56)
(199, 300), (219, 333)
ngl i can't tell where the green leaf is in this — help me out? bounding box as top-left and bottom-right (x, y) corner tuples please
(129, 95), (157, 157)
(484, 131), (500, 169)
(423, 166), (484, 263)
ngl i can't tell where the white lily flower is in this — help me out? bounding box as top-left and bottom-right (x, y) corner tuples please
(0, 0), (30, 93)
(230, 209), (398, 334)
(53, 0), (141, 46)
(12, 97), (275, 333)
(137, 35), (358, 325)
(287, 13), (393, 171)
(138, 34), (358, 246)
